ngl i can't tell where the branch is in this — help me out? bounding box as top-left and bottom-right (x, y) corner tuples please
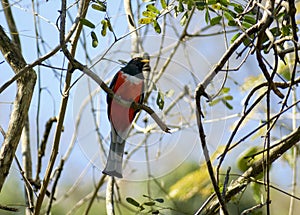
(197, 126), (300, 215)
(76, 63), (170, 133)
(34, 0), (91, 214)
(0, 25), (37, 192)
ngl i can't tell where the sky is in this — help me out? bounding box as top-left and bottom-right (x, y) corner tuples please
(1, 0), (299, 211)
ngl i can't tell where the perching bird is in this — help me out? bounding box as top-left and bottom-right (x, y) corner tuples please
(103, 57), (150, 178)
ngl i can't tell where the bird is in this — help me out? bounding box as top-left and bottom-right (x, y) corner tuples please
(103, 57), (150, 178)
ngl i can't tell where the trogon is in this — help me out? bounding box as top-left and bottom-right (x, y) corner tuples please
(103, 57), (150, 178)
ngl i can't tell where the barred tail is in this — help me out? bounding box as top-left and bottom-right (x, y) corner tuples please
(102, 129), (125, 178)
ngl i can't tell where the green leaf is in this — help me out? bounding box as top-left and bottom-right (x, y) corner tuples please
(224, 11), (234, 22)
(126, 197), (140, 207)
(223, 95), (233, 100)
(241, 20), (252, 29)
(91, 31), (98, 48)
(207, 0), (217, 5)
(91, 3), (106, 12)
(80, 18), (95, 29)
(205, 9), (210, 24)
(180, 12), (188, 26)
(221, 100), (233, 109)
(231, 3), (244, 13)
(210, 16), (222, 26)
(178, 0), (184, 12)
(221, 87), (230, 93)
(219, 0), (229, 6)
(146, 4), (160, 14)
(230, 32), (241, 44)
(160, 0), (167, 9)
(209, 98), (221, 106)
(244, 15), (256, 25)
(139, 17), (153, 24)
(153, 20), (161, 33)
(101, 19), (107, 36)
(142, 11), (157, 19)
(106, 18), (113, 32)
(156, 90), (164, 110)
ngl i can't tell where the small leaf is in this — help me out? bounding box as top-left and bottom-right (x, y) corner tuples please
(224, 11), (234, 22)
(142, 11), (157, 19)
(232, 3), (244, 13)
(210, 16), (222, 26)
(223, 95), (233, 100)
(106, 18), (113, 32)
(101, 19), (107, 36)
(209, 98), (221, 106)
(222, 100), (233, 110)
(205, 9), (210, 24)
(153, 20), (161, 33)
(180, 12), (188, 26)
(91, 3), (106, 12)
(80, 18), (95, 28)
(126, 197), (140, 207)
(139, 17), (153, 24)
(230, 32), (241, 44)
(178, 0), (184, 12)
(221, 87), (230, 93)
(244, 15), (256, 25)
(143, 201), (155, 206)
(160, 0), (167, 9)
(146, 4), (160, 14)
(154, 198), (164, 203)
(91, 31), (98, 48)
(156, 90), (164, 110)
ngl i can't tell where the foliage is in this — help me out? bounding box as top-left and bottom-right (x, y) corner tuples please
(0, 0), (300, 215)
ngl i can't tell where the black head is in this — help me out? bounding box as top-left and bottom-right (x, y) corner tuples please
(122, 57), (150, 77)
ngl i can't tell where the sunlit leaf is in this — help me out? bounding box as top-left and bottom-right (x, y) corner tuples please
(210, 16), (222, 26)
(180, 12), (188, 26)
(146, 4), (160, 14)
(244, 15), (256, 25)
(221, 87), (230, 93)
(80, 18), (95, 28)
(160, 0), (167, 9)
(153, 20), (161, 33)
(106, 18), (113, 32)
(224, 11), (234, 22)
(139, 17), (153, 24)
(91, 3), (106, 12)
(91, 31), (98, 48)
(142, 11), (157, 19)
(230, 32), (241, 44)
(101, 19), (107, 36)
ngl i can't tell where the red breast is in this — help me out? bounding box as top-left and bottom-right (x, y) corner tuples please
(109, 71), (144, 132)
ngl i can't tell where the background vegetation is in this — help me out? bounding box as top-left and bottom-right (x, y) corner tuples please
(1, 0), (300, 214)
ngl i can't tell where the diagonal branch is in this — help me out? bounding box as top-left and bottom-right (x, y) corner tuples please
(196, 126), (300, 215)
